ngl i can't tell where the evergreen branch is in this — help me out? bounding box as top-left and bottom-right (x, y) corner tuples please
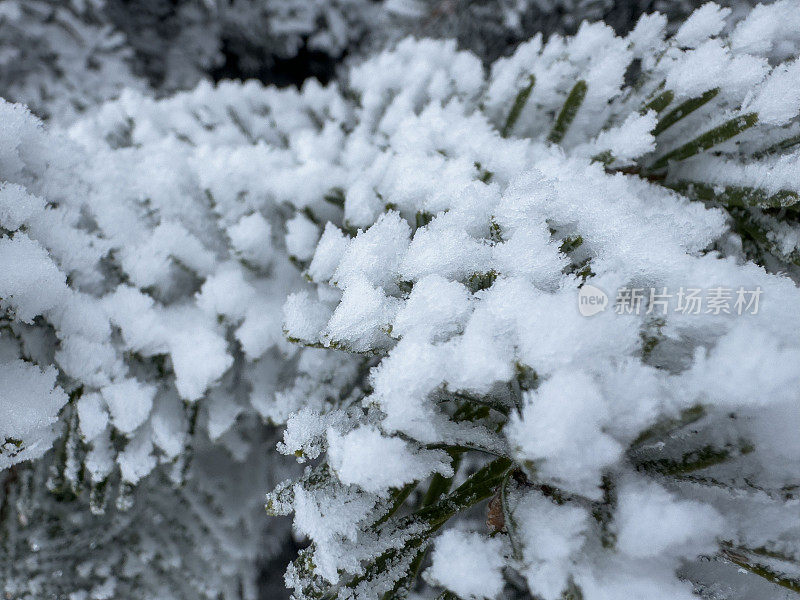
(382, 548), (427, 600)
(411, 458), (512, 529)
(266, 463), (332, 516)
(591, 474), (617, 549)
(449, 390), (513, 417)
(561, 578), (585, 599)
(284, 333), (389, 358)
(323, 458), (512, 600)
(421, 451), (463, 508)
(424, 441), (507, 459)
(324, 188), (346, 208)
(415, 210), (434, 228)
(226, 106), (257, 144)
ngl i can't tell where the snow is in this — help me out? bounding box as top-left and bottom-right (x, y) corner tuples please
(0, 234), (68, 322)
(227, 213), (275, 269)
(392, 274), (472, 342)
(673, 3), (730, 48)
(258, 20), (800, 598)
(323, 277), (400, 352)
(4, 4), (800, 599)
(400, 212), (494, 282)
(368, 337), (447, 442)
(0, 360), (66, 468)
(102, 379), (157, 435)
(292, 481), (379, 583)
(206, 386), (244, 441)
(117, 429), (157, 484)
(167, 318), (233, 401)
(197, 264), (255, 321)
(77, 392), (109, 442)
(307, 223), (350, 283)
(283, 290), (334, 344)
(507, 370), (623, 498)
(627, 13), (668, 58)
(682, 323), (800, 409)
(731, 0), (800, 59)
(285, 213), (320, 261)
(584, 111), (657, 161)
(426, 530), (506, 600)
(278, 407), (332, 461)
(149, 391), (187, 459)
(0, 183), (45, 230)
(515, 492), (588, 600)
(332, 211), (411, 291)
(616, 478), (725, 558)
(745, 59), (800, 125)
(327, 425), (452, 494)
(665, 40), (733, 96)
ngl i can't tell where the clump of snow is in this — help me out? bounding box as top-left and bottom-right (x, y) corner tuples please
(0, 361), (67, 469)
(745, 59), (800, 125)
(616, 478), (725, 558)
(327, 425), (452, 495)
(515, 492), (588, 600)
(0, 183), (45, 230)
(286, 214), (320, 262)
(101, 379), (156, 435)
(308, 223), (350, 283)
(76, 393), (109, 442)
(673, 2), (730, 48)
(227, 212), (275, 269)
(426, 530), (506, 600)
(323, 278), (400, 352)
(507, 370), (623, 498)
(332, 211), (411, 291)
(0, 235), (68, 323)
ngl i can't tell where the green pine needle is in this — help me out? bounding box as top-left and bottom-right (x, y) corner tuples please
(548, 80), (587, 145)
(650, 112), (758, 170)
(502, 75), (536, 138)
(753, 132), (800, 159)
(643, 89), (675, 115)
(653, 88), (719, 136)
(669, 181), (800, 209)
